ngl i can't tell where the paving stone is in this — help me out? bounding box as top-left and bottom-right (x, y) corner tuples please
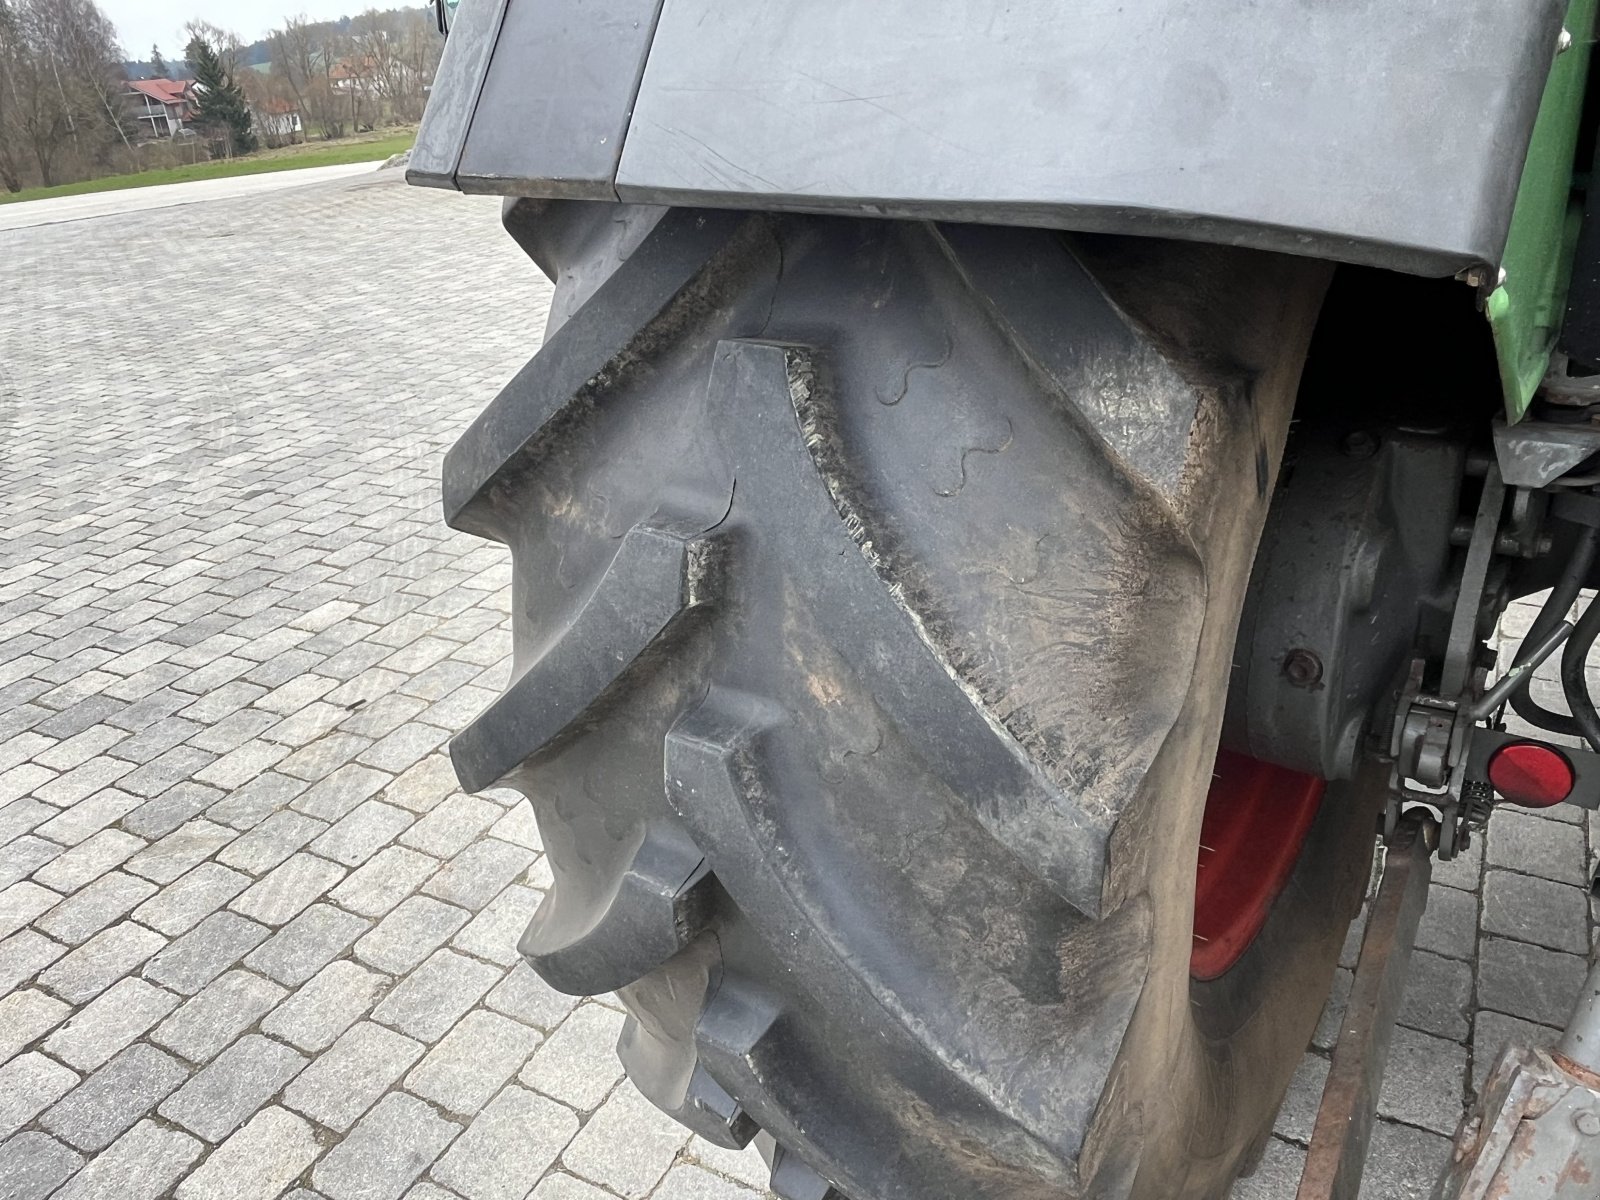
(486, 963), (581, 1032)
(684, 1137), (770, 1192)
(142, 911), (271, 994)
(382, 754), (460, 814)
(188, 708), (278, 755)
(357, 895), (470, 975)
(0, 798), (54, 847)
(279, 733), (375, 782)
(292, 763), (389, 821)
(0, 988), (70, 1064)
(0, 1131), (84, 1200)
(405, 1009), (544, 1116)
(651, 1164), (766, 1200)
(38, 919), (166, 1003)
(489, 802), (541, 851)
(329, 845), (438, 917)
(533, 1173), (637, 1200)
(1414, 884), (1478, 961)
(193, 739), (290, 790)
(1228, 1138), (1308, 1200)
(433, 1085), (578, 1200)
(1431, 832), (1483, 892)
(31, 828), (144, 892)
(0, 1053), (79, 1138)
(262, 701), (348, 748)
(35, 871), (152, 945)
(51, 1118), (202, 1200)
(34, 756), (135, 809)
(283, 1019), (423, 1132)
(158, 1033), (308, 1142)
(338, 693), (428, 739)
(1480, 869), (1591, 954)
(520, 1002), (627, 1112)
(134, 862), (251, 935)
(176, 1106), (322, 1200)
(0, 929), (67, 993)
(206, 772), (308, 830)
(121, 782), (221, 839)
(247, 903), (369, 986)
(423, 840), (535, 913)
(218, 810), (329, 875)
(1472, 1009), (1561, 1094)
(229, 852), (346, 925)
(114, 715), (203, 764)
(561, 1081), (688, 1198)
(39, 1042), (188, 1151)
(119, 746), (216, 798)
(357, 722), (450, 774)
(152, 968), (287, 1063)
(122, 820), (235, 884)
(313, 1091), (460, 1200)
(1374, 1025), (1466, 1135)
(1397, 949), (1472, 1042)
(451, 883), (539, 967)
(43, 977), (179, 1070)
(0, 880), (59, 939)
(1485, 807), (1588, 883)
(400, 795), (498, 858)
(256, 673), (338, 715)
(0, 835), (62, 890)
(261, 958), (388, 1052)
(312, 799), (413, 866)
(32, 794), (140, 852)
(1356, 1119), (1451, 1200)
(372, 947), (500, 1042)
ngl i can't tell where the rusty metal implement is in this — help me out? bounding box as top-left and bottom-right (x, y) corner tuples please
(1297, 813), (1439, 1200)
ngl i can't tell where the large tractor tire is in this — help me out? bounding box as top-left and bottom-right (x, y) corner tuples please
(446, 201), (1377, 1199)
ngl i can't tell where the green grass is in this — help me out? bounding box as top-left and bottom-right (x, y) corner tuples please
(0, 130), (415, 205)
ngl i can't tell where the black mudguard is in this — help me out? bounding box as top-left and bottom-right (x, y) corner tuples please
(410, 0), (1566, 277)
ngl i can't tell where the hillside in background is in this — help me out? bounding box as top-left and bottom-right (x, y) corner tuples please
(122, 8), (421, 79)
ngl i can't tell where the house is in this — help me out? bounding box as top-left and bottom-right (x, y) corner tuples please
(253, 96), (304, 140)
(125, 79), (198, 138)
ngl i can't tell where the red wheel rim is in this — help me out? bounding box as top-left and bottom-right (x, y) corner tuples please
(1191, 749), (1326, 981)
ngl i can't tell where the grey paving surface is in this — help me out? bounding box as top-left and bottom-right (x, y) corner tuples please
(0, 168), (1595, 1200)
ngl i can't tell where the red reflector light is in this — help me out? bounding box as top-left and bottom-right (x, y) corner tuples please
(1487, 741), (1575, 808)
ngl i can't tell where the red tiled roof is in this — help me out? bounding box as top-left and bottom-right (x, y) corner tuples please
(128, 79), (191, 105)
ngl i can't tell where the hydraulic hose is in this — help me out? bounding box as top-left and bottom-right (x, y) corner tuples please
(1561, 588), (1600, 752)
(1509, 522), (1600, 736)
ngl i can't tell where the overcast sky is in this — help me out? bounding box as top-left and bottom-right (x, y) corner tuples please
(101, 0), (357, 58)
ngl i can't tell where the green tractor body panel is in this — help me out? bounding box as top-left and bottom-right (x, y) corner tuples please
(1490, 0), (1598, 422)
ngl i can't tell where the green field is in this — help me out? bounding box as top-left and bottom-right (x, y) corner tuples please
(0, 131), (415, 206)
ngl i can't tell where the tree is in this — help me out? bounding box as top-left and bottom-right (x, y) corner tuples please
(0, 0), (125, 188)
(183, 18), (241, 77)
(186, 33), (255, 155)
(149, 42), (165, 76)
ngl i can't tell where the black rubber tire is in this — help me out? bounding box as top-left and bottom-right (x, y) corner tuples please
(446, 200), (1372, 1200)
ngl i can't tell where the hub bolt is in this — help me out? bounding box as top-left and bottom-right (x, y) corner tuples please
(1283, 648), (1323, 688)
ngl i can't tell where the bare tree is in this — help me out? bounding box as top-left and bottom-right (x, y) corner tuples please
(269, 15), (350, 139)
(0, 0), (124, 188)
(182, 18), (244, 77)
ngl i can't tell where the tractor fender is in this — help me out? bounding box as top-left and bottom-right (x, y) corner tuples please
(411, 0), (1568, 277)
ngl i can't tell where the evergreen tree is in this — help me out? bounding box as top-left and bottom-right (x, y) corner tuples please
(185, 35), (255, 154)
(149, 44), (166, 77)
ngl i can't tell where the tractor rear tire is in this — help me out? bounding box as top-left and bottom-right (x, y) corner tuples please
(446, 200), (1374, 1199)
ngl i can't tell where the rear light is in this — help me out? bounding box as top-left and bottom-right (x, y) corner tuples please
(1486, 741), (1575, 808)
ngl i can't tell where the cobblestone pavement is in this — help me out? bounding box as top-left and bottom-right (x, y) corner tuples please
(0, 170), (1595, 1200)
